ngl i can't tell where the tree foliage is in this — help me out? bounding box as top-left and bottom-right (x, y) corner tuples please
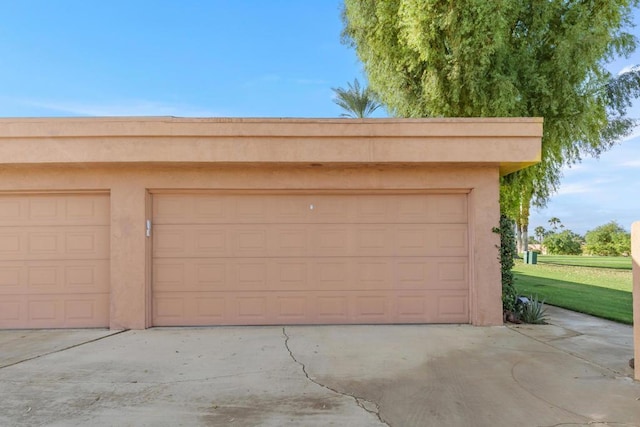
(332, 78), (382, 118)
(534, 226), (546, 245)
(584, 221), (631, 256)
(342, 0), (639, 211)
(544, 230), (584, 255)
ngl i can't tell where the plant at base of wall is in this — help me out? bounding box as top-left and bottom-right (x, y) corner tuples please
(518, 295), (548, 324)
(494, 215), (518, 317)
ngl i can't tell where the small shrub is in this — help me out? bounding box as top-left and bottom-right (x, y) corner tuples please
(519, 295), (548, 324)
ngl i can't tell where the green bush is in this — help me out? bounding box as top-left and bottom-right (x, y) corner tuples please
(544, 230), (584, 255)
(494, 215), (517, 313)
(584, 221), (631, 256)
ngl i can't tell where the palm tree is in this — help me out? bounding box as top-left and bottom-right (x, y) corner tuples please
(332, 79), (382, 118)
(548, 217), (562, 232)
(534, 226), (546, 252)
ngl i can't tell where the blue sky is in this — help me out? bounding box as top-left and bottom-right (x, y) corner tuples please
(0, 1), (638, 234)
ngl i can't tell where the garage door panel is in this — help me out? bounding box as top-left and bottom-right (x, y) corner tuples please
(154, 296), (187, 321)
(155, 225), (313, 258)
(0, 193), (110, 329)
(437, 294), (469, 320)
(313, 260), (351, 290)
(431, 194), (468, 223)
(152, 289), (470, 325)
(0, 226), (109, 261)
(315, 294), (350, 322)
(396, 258), (468, 290)
(0, 299), (22, 325)
(153, 194), (469, 225)
(0, 265), (22, 292)
(354, 295), (390, 320)
(0, 293), (109, 328)
(156, 257), (469, 293)
(395, 291), (468, 323)
(0, 231), (21, 255)
(152, 193), (469, 326)
(0, 194), (109, 226)
(154, 195), (223, 224)
(153, 226), (227, 258)
(154, 225), (467, 258)
(355, 261), (390, 290)
(0, 261), (109, 295)
(274, 294), (310, 320)
(395, 224), (468, 256)
(354, 226), (391, 255)
(235, 229), (268, 256)
(63, 261), (110, 293)
(271, 227), (310, 256)
(396, 194), (467, 223)
(313, 226), (351, 256)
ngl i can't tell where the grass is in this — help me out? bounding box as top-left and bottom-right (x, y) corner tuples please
(513, 260), (633, 324)
(534, 254), (631, 270)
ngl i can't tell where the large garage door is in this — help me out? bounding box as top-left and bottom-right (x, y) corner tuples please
(0, 193), (110, 328)
(152, 193), (468, 326)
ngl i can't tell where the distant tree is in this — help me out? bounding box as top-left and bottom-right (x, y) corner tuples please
(332, 78), (382, 118)
(548, 217), (562, 232)
(544, 230), (584, 255)
(584, 221), (631, 256)
(534, 226), (547, 247)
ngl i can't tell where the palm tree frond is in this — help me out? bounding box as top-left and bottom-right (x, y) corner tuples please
(332, 78), (382, 118)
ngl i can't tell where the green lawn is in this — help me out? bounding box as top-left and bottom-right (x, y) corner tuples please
(513, 260), (633, 324)
(535, 254), (632, 270)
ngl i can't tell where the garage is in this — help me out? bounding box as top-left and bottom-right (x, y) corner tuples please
(152, 192), (469, 326)
(0, 193), (110, 328)
(0, 116), (543, 329)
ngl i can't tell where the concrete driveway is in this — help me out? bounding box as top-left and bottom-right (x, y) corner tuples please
(1, 309), (639, 427)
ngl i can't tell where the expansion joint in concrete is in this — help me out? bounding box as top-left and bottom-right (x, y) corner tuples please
(508, 326), (625, 378)
(0, 330), (128, 371)
(281, 327), (390, 427)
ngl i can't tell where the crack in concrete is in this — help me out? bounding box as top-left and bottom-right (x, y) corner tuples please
(0, 330), (129, 370)
(281, 327), (390, 426)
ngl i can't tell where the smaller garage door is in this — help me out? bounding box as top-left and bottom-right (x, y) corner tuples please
(0, 193), (110, 328)
(152, 192), (469, 326)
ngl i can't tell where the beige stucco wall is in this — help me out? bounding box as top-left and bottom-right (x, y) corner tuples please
(0, 117), (543, 329)
(0, 117), (541, 174)
(633, 222), (640, 381)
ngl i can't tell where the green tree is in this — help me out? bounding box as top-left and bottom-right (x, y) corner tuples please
(534, 226), (546, 245)
(332, 78), (382, 118)
(544, 230), (584, 255)
(584, 221), (631, 256)
(548, 217), (562, 232)
(342, 0), (639, 244)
